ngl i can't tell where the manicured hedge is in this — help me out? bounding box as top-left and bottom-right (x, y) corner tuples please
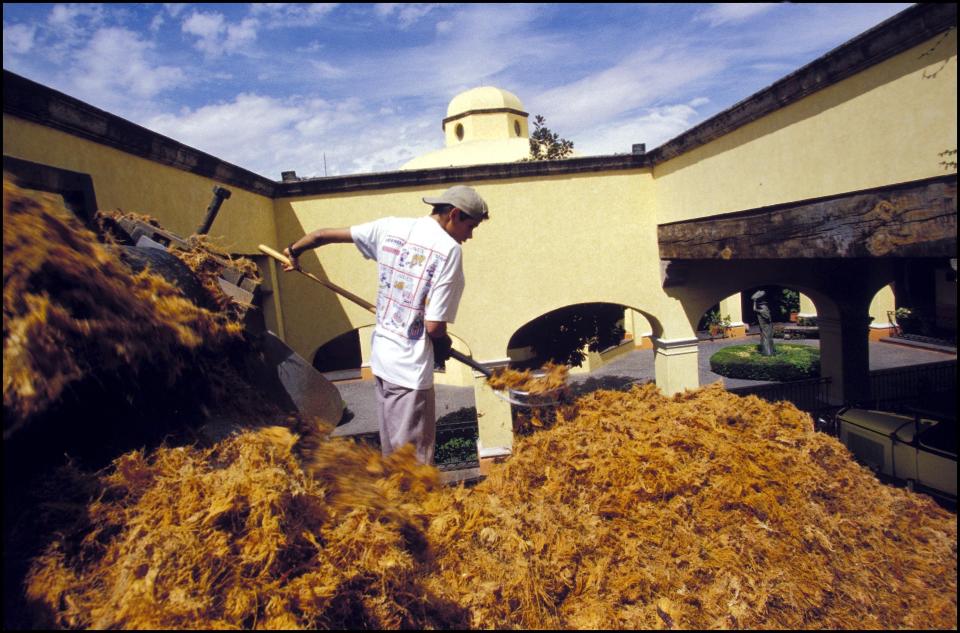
(710, 343), (820, 381)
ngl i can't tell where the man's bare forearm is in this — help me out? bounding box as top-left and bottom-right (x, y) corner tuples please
(289, 228), (353, 254)
(283, 228), (353, 271)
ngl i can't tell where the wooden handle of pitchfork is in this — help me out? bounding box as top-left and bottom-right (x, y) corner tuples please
(258, 244), (376, 313)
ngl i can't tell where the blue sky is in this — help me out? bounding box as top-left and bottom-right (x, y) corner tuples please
(3, 3), (913, 179)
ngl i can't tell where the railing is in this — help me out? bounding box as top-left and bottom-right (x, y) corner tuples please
(728, 377), (833, 415)
(866, 360), (956, 412)
(727, 360), (957, 417)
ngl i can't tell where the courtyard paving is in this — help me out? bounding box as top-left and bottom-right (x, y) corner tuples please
(331, 336), (956, 438)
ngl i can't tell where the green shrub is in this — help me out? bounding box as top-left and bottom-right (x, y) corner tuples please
(709, 343), (820, 381)
(435, 432), (478, 465)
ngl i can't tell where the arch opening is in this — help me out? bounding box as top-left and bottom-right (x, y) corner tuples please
(506, 302), (658, 370)
(312, 328), (362, 376)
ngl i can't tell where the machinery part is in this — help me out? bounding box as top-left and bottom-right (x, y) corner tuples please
(3, 155), (99, 230)
(196, 186), (232, 235)
(258, 243), (569, 408)
(118, 243), (217, 310)
(117, 226), (343, 424)
(108, 211), (261, 327)
(244, 331), (345, 427)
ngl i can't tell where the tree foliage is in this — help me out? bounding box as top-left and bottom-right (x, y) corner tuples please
(512, 303), (625, 367)
(527, 114), (574, 160)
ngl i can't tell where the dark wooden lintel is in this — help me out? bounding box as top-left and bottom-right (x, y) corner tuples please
(658, 175), (957, 260)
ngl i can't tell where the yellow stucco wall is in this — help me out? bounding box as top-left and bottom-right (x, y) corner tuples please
(272, 170), (691, 366)
(654, 31), (957, 223)
(2, 115), (277, 254)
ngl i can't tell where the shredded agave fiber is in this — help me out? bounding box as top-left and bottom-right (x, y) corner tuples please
(487, 362), (569, 394)
(4, 177), (956, 630)
(3, 179), (244, 438)
(22, 385), (957, 630)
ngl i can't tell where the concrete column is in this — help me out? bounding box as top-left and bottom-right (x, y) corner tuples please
(818, 315), (873, 405)
(473, 361), (514, 457)
(652, 337), (700, 395)
(719, 293), (745, 337)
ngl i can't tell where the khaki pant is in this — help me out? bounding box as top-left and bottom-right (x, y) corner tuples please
(375, 377), (436, 465)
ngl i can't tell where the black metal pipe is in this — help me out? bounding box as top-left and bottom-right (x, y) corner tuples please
(196, 185), (232, 235)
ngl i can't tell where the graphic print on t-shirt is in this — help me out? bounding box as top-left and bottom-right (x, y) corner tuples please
(374, 235), (448, 340)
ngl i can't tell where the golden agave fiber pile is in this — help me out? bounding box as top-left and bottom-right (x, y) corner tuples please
(22, 385), (957, 630)
(4, 177), (956, 629)
(3, 179), (244, 438)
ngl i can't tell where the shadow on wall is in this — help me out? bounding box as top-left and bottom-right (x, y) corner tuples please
(313, 328), (362, 373)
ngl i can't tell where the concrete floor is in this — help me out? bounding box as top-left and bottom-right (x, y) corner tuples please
(330, 336), (957, 438)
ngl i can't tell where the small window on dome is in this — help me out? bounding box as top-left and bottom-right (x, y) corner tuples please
(456, 123), (464, 141)
(514, 121), (521, 137)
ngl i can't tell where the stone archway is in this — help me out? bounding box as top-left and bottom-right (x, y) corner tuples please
(657, 175), (955, 404)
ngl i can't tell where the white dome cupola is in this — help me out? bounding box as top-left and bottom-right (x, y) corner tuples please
(442, 87), (529, 146)
(402, 86), (532, 170)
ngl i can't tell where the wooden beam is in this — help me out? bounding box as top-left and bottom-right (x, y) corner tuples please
(658, 175), (957, 260)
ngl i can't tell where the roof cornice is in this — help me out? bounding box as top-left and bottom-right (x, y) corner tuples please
(2, 71), (278, 197)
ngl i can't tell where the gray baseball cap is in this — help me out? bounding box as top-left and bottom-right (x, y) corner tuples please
(423, 185), (489, 220)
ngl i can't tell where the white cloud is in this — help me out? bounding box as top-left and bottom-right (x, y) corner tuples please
(149, 94), (301, 145)
(226, 18), (258, 52)
(3, 23), (35, 54)
(309, 60), (347, 80)
(72, 27), (184, 101)
(182, 11), (224, 41)
(38, 3), (107, 64)
(340, 117), (438, 175)
(528, 47), (728, 136)
(142, 91), (439, 178)
(48, 3), (106, 31)
(181, 10), (258, 57)
(696, 3), (778, 27)
(250, 3), (338, 29)
(146, 94), (323, 177)
(149, 13), (165, 32)
(293, 97), (362, 137)
(576, 103), (706, 157)
(352, 4), (563, 102)
(693, 4), (913, 63)
(375, 3), (443, 29)
(163, 3), (187, 19)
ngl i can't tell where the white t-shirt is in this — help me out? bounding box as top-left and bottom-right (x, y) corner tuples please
(351, 216), (465, 389)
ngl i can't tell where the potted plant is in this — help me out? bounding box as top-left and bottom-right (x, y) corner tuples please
(781, 289), (800, 322)
(895, 307), (916, 335)
(706, 310), (732, 338)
